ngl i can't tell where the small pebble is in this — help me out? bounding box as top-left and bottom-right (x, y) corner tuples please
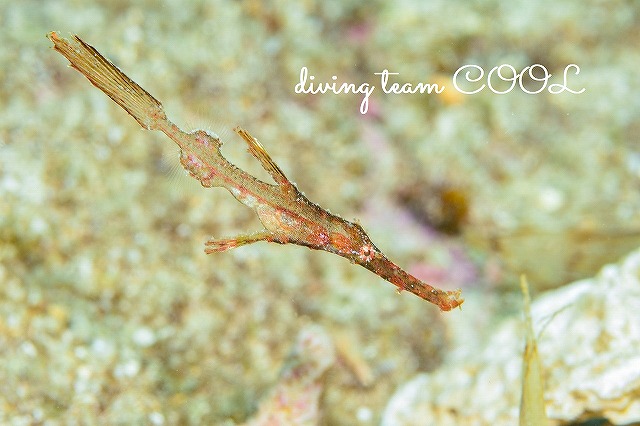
(132, 327), (156, 347)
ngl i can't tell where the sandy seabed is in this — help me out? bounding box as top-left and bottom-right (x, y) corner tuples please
(1, 1), (639, 424)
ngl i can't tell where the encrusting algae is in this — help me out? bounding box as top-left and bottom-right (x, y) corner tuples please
(244, 324), (335, 425)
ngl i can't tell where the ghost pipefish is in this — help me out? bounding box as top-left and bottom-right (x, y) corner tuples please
(47, 32), (463, 311)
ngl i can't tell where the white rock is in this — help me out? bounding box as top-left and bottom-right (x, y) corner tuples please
(382, 247), (640, 425)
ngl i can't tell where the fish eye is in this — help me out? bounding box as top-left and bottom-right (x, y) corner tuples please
(359, 244), (375, 262)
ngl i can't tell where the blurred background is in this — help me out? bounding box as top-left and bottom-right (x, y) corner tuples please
(1, 0), (639, 424)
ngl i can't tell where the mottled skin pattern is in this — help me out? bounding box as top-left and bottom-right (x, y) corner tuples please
(48, 32), (463, 311)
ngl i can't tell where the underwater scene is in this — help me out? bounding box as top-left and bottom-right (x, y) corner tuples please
(1, 0), (639, 424)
